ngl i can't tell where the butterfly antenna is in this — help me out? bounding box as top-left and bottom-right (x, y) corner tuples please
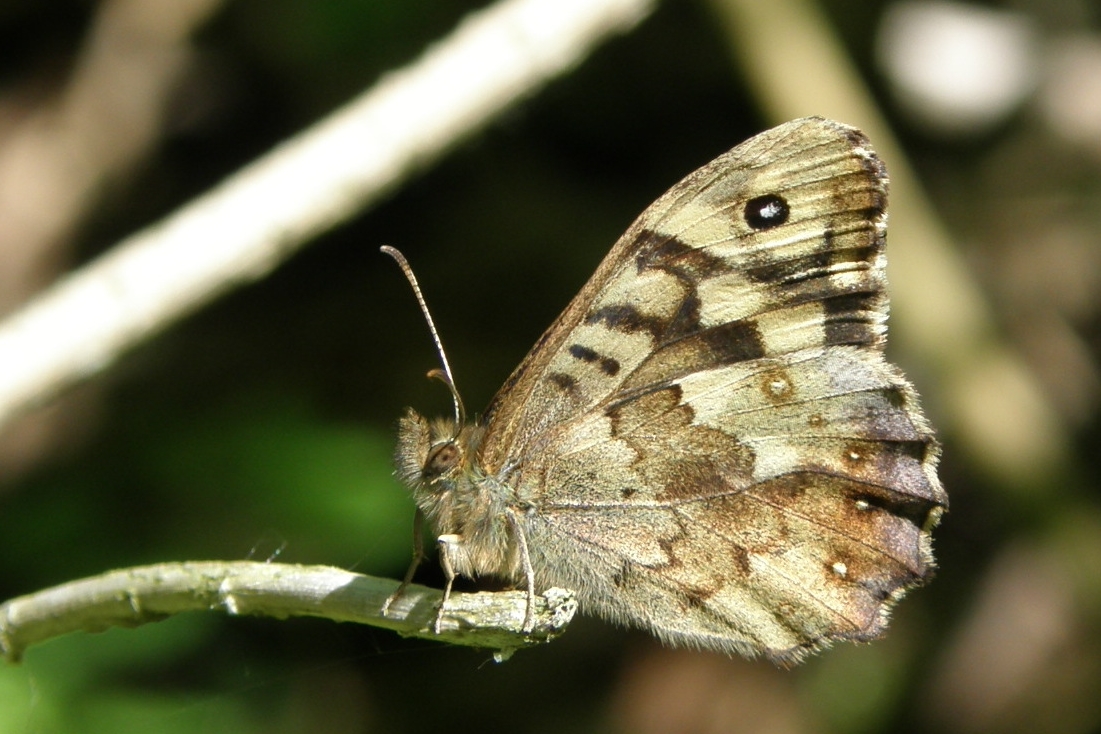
(381, 246), (466, 427)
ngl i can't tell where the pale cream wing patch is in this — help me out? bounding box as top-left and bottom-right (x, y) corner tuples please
(479, 117), (889, 473)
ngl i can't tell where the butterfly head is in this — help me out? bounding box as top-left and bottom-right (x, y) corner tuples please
(395, 407), (486, 498)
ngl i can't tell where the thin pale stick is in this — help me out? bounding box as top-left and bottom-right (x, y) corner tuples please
(0, 561), (578, 663)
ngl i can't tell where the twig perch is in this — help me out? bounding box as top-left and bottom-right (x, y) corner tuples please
(0, 561), (577, 664)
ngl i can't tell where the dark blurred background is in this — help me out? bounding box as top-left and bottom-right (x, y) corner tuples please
(1, 0), (1099, 732)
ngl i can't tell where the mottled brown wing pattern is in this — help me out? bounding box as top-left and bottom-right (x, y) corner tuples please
(479, 117), (944, 660)
(392, 117), (945, 662)
(516, 347), (939, 659)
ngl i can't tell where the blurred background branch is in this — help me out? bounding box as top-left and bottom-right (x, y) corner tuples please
(0, 0), (654, 469)
(0, 0), (225, 480)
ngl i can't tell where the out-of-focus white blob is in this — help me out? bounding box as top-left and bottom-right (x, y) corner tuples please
(876, 1), (1038, 135)
(1039, 35), (1101, 148)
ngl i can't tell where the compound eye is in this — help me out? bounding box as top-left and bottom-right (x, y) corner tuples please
(424, 442), (460, 478)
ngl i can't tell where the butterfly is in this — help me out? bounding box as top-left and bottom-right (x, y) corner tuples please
(387, 117), (946, 663)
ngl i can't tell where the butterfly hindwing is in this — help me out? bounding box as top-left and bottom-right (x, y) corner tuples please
(515, 345), (939, 659)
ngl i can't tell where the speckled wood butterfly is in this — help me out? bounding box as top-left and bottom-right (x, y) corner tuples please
(387, 117), (946, 662)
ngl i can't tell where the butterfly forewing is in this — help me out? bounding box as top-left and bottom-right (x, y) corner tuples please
(480, 118), (891, 470)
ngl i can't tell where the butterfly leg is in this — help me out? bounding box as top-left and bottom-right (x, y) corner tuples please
(435, 533), (463, 634)
(381, 508), (426, 617)
(505, 510), (536, 632)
